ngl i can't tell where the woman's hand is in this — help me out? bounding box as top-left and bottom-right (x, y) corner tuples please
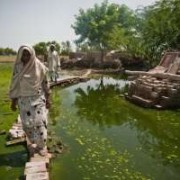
(11, 99), (17, 111)
(46, 99), (51, 109)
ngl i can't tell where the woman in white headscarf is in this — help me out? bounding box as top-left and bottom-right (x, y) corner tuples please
(9, 45), (51, 156)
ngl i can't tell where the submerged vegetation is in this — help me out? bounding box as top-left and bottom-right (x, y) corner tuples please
(0, 60), (180, 179)
(49, 78), (180, 180)
(1, 0), (180, 179)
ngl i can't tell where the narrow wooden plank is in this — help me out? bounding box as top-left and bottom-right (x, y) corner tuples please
(30, 157), (50, 164)
(6, 137), (26, 146)
(8, 129), (25, 138)
(24, 163), (47, 175)
(30, 153), (50, 164)
(9, 129), (24, 134)
(12, 126), (22, 130)
(26, 172), (49, 180)
(26, 161), (47, 168)
(7, 115), (51, 180)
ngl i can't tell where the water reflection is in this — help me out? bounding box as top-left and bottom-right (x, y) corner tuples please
(0, 150), (27, 167)
(50, 76), (180, 179)
(74, 77), (180, 168)
(74, 77), (129, 128)
(49, 88), (62, 125)
(134, 110), (180, 166)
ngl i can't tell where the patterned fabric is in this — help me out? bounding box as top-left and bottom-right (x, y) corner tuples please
(18, 95), (48, 149)
(9, 45), (51, 153)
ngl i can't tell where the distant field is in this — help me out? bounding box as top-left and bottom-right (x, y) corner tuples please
(0, 55), (15, 62)
(0, 55), (69, 63)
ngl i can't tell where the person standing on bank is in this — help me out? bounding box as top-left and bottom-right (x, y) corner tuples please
(47, 44), (60, 82)
(9, 45), (51, 156)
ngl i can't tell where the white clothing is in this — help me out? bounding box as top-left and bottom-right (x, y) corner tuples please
(48, 50), (60, 72)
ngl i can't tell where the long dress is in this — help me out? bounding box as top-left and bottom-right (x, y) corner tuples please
(18, 79), (49, 150)
(14, 62), (50, 152)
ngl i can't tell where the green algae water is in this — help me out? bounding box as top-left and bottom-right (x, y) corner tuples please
(0, 63), (180, 180)
(49, 76), (180, 180)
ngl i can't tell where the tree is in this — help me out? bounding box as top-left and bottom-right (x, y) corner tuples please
(72, 0), (180, 67)
(33, 41), (60, 55)
(61, 41), (72, 55)
(72, 0), (120, 61)
(138, 0), (180, 66)
(33, 42), (47, 55)
(75, 42), (90, 52)
(0, 47), (16, 55)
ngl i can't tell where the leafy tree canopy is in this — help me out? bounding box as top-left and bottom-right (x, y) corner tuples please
(0, 47), (16, 55)
(72, 0), (121, 51)
(137, 0), (180, 65)
(33, 41), (60, 55)
(61, 41), (72, 55)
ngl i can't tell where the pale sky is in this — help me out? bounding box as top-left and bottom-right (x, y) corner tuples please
(0, 0), (156, 51)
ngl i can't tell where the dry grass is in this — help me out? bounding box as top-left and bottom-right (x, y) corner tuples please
(0, 56), (15, 62)
(0, 55), (69, 63)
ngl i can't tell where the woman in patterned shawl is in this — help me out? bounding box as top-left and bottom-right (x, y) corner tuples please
(9, 45), (51, 156)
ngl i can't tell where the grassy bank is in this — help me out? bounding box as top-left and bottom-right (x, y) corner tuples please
(0, 63), (17, 130)
(0, 63), (27, 180)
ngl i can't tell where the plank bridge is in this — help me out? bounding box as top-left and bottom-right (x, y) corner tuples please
(6, 72), (90, 180)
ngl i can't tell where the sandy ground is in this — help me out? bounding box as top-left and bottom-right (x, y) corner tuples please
(0, 56), (15, 62)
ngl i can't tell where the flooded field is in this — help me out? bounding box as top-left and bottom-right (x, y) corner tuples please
(49, 76), (180, 180)
(0, 63), (180, 180)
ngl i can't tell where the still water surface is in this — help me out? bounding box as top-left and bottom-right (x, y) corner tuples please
(49, 76), (180, 180)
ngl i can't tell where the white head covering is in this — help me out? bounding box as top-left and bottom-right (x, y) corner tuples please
(50, 43), (55, 48)
(9, 45), (48, 98)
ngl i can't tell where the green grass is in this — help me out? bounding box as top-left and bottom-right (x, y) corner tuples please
(0, 63), (27, 180)
(0, 63), (18, 130)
